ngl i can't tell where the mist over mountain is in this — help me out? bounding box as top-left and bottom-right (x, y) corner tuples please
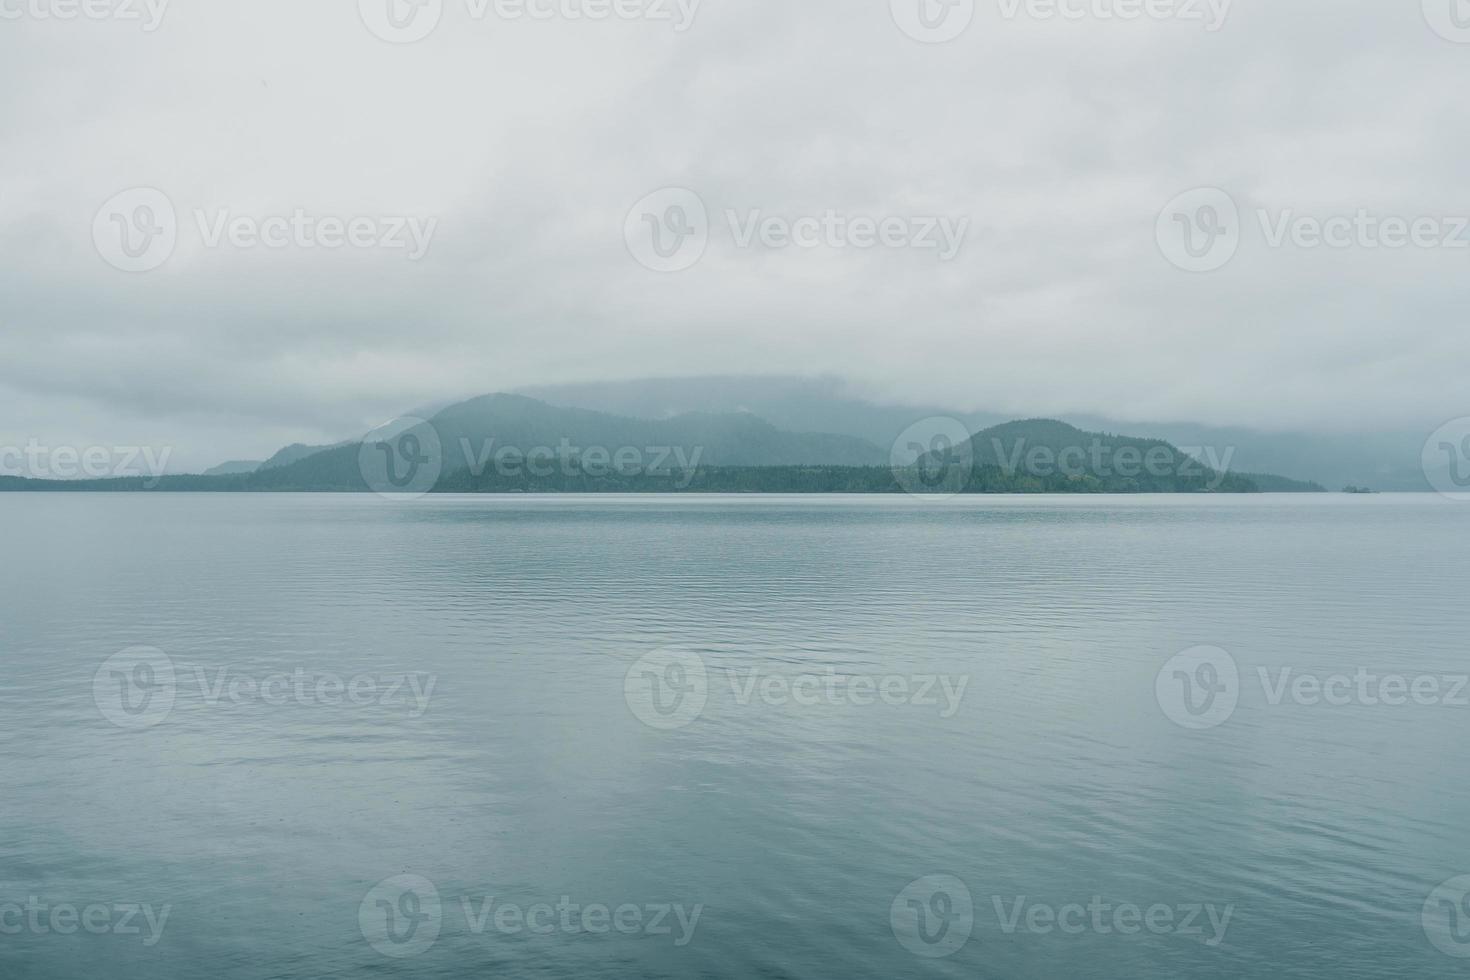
(519, 375), (1432, 491)
(431, 394), (886, 469)
(519, 376), (1012, 446)
(0, 374), (1427, 491)
(259, 441), (352, 472)
(201, 460), (263, 477)
(1, 392), (1326, 495)
(203, 393), (889, 491)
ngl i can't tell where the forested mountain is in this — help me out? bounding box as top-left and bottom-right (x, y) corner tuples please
(899, 419), (1322, 494)
(1, 398), (1321, 494)
(517, 375), (1424, 491)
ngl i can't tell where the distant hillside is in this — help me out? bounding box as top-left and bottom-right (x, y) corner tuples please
(28, 394), (883, 492)
(1245, 471), (1329, 493)
(4, 395), (1321, 494)
(202, 460), (262, 477)
(518, 375), (1010, 447)
(445, 394), (884, 464)
(258, 441), (350, 471)
(907, 419), (1323, 494)
(1062, 416), (1428, 492)
(518, 375), (1426, 491)
(246, 396), (502, 474)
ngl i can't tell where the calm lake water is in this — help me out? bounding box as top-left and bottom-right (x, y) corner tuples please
(2, 493), (1468, 979)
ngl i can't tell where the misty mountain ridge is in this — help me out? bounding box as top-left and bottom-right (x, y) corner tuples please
(517, 375), (1434, 491)
(3, 393), (1322, 494)
(164, 375), (1430, 491)
(179, 394), (890, 491)
(432, 394), (885, 468)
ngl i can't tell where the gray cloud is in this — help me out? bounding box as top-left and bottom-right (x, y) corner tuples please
(2, 0), (1468, 471)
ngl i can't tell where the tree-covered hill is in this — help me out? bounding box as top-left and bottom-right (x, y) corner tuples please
(1, 398), (1323, 494)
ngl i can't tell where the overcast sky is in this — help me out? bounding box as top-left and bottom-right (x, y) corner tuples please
(2, 0), (1468, 471)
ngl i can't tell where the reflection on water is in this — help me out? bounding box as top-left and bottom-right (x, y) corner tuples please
(1, 493), (1467, 979)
